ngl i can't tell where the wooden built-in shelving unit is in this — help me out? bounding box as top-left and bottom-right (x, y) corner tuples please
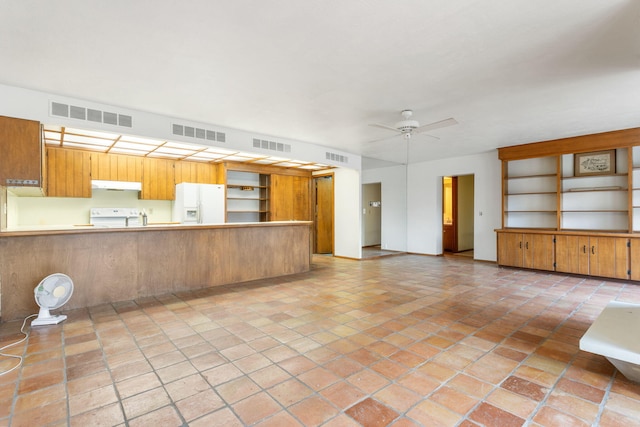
(497, 127), (640, 281)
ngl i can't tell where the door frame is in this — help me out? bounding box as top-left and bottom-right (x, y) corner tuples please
(442, 176), (458, 252)
(441, 173), (475, 254)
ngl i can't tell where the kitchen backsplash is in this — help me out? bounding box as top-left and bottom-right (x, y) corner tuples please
(7, 189), (172, 228)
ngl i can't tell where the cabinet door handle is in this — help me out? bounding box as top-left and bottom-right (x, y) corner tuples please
(519, 241), (522, 249)
(591, 246), (595, 255)
(525, 242), (529, 250)
(582, 245), (586, 253)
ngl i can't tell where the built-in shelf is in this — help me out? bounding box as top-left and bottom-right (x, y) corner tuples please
(505, 173), (557, 179)
(498, 128), (640, 281)
(503, 156), (558, 229)
(226, 170), (270, 222)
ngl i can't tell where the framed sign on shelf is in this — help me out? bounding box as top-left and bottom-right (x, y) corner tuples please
(574, 150), (616, 177)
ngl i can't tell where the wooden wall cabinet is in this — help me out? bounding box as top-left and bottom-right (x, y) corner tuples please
(141, 158), (175, 200)
(91, 152), (143, 182)
(46, 147), (92, 198)
(497, 232), (555, 271)
(174, 161), (221, 185)
(0, 116), (44, 190)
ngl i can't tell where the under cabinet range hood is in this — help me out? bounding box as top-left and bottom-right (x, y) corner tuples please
(91, 180), (142, 191)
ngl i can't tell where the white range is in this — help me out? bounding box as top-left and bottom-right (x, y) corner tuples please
(90, 208), (140, 228)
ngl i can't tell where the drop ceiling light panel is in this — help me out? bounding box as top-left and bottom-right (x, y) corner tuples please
(41, 125), (333, 171)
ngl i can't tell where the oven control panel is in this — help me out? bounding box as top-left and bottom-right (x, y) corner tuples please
(90, 208), (140, 218)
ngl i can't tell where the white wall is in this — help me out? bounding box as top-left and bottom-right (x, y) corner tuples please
(365, 152), (501, 261)
(408, 151), (501, 261)
(0, 83), (360, 171)
(333, 168), (362, 259)
(362, 165), (408, 252)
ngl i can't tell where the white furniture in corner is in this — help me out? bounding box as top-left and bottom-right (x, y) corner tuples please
(580, 301), (640, 383)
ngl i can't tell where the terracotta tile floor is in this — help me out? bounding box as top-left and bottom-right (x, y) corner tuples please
(1, 254), (640, 426)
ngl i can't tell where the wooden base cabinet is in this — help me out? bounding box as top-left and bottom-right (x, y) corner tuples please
(497, 232), (555, 271)
(589, 237), (629, 280)
(555, 235), (590, 276)
(501, 233), (632, 280)
(628, 238), (640, 281)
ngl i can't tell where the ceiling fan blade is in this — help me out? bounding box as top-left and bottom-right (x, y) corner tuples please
(369, 123), (402, 133)
(367, 133), (403, 144)
(414, 117), (458, 134)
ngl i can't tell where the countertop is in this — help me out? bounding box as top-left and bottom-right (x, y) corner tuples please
(0, 221), (313, 237)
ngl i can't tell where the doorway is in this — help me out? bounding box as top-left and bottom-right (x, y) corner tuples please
(362, 183), (382, 248)
(442, 175), (474, 254)
(313, 175), (334, 254)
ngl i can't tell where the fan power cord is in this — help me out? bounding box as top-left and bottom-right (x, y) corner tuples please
(0, 314), (38, 377)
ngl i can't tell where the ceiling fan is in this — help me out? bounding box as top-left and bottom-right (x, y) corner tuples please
(369, 110), (458, 140)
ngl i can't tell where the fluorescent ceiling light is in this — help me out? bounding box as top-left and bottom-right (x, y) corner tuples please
(109, 148), (150, 155)
(112, 141), (154, 151)
(42, 125), (333, 171)
(65, 127), (119, 139)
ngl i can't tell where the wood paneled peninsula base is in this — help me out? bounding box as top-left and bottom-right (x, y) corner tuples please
(0, 221), (312, 321)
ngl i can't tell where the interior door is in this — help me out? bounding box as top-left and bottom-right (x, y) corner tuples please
(314, 175), (333, 254)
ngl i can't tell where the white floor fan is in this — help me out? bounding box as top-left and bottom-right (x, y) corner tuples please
(32, 273), (74, 326)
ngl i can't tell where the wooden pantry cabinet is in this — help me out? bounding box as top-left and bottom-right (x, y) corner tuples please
(497, 127), (640, 281)
(0, 116), (44, 190)
(270, 174), (312, 221)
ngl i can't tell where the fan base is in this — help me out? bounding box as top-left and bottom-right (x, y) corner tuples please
(32, 314), (67, 327)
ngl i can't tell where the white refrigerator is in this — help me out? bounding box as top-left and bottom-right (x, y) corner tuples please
(173, 183), (225, 224)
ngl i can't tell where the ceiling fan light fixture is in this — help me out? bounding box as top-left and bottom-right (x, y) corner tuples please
(368, 110), (457, 143)
(395, 120), (420, 133)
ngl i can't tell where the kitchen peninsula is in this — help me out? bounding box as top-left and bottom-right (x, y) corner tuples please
(0, 221), (312, 321)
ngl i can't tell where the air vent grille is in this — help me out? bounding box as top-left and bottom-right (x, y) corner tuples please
(172, 123), (226, 143)
(50, 101), (132, 128)
(326, 152), (348, 164)
(252, 138), (291, 153)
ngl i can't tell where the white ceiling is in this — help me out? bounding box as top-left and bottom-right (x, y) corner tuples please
(1, 1), (639, 168)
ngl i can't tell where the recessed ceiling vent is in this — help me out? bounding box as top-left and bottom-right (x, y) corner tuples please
(50, 101), (132, 128)
(172, 123), (226, 143)
(326, 152), (348, 164)
(252, 138), (291, 153)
